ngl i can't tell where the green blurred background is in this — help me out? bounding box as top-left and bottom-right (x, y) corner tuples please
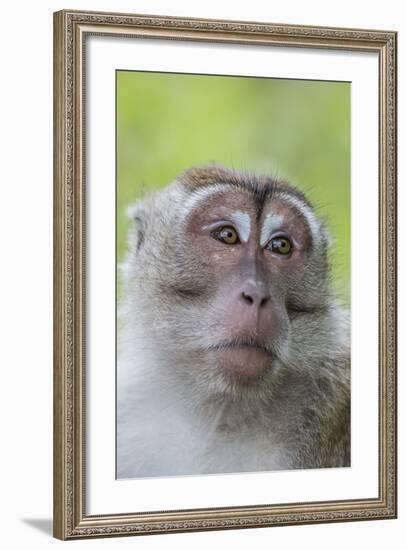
(117, 71), (350, 304)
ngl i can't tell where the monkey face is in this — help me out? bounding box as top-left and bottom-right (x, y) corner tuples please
(172, 188), (313, 381)
(125, 167), (330, 391)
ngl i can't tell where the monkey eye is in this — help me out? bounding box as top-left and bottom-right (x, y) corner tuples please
(211, 226), (240, 245)
(266, 236), (292, 255)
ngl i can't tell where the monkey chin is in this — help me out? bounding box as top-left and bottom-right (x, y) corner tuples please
(214, 347), (273, 382)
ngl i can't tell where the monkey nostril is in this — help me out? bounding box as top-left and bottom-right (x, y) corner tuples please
(241, 290), (270, 308)
(241, 291), (254, 305)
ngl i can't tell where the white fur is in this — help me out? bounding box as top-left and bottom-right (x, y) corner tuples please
(230, 210), (251, 242)
(279, 193), (321, 244)
(260, 212), (284, 247)
(117, 341), (288, 478)
(178, 183), (235, 223)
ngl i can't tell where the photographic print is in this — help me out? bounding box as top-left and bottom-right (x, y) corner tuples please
(116, 72), (351, 479)
(54, 10), (396, 539)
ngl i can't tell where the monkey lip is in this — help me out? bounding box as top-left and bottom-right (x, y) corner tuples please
(206, 340), (274, 379)
(208, 340), (273, 355)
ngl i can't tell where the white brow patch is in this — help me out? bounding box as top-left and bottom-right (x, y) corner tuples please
(230, 211), (251, 242)
(179, 184), (235, 222)
(280, 193), (321, 243)
(260, 212), (284, 247)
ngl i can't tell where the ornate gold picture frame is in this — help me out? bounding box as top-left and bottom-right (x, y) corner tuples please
(53, 9), (397, 540)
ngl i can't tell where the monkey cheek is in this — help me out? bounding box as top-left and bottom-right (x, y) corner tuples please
(213, 348), (273, 380)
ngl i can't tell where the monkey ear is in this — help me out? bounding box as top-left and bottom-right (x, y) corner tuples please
(126, 202), (146, 252)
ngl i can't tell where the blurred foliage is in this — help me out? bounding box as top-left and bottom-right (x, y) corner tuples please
(117, 71), (350, 304)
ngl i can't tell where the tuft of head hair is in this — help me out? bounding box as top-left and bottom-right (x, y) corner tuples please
(177, 164), (314, 216)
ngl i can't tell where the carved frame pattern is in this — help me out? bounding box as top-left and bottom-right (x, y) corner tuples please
(53, 9), (397, 540)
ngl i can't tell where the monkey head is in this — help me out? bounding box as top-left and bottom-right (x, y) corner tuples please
(121, 165), (334, 395)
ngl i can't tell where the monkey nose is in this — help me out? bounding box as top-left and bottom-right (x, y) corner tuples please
(240, 283), (270, 309)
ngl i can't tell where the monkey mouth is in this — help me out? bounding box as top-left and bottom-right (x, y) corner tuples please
(205, 339), (274, 379)
(207, 339), (274, 356)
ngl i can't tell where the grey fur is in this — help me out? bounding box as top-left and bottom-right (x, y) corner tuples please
(117, 165), (350, 479)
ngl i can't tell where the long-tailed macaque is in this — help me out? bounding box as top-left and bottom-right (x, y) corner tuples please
(117, 165), (350, 478)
